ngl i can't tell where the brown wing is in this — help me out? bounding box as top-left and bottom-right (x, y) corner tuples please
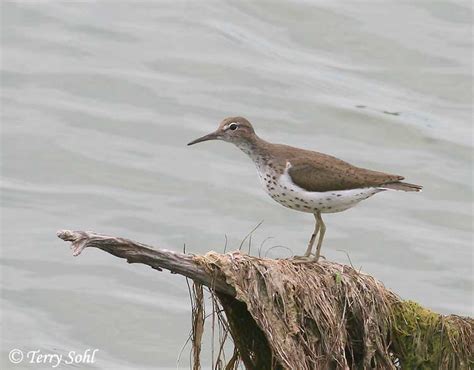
(287, 158), (403, 192)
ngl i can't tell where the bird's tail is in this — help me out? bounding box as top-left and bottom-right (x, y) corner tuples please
(381, 181), (423, 192)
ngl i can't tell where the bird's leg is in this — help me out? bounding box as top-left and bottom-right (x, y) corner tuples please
(313, 212), (326, 262)
(303, 213), (320, 257)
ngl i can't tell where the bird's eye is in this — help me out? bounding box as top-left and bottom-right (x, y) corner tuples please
(229, 123), (238, 131)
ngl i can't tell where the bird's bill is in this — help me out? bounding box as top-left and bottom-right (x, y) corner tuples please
(187, 131), (220, 146)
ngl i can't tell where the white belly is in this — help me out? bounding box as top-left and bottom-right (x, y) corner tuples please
(256, 164), (383, 214)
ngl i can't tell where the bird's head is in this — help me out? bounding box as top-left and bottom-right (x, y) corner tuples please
(187, 117), (256, 147)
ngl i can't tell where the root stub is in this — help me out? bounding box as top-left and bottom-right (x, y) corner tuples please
(57, 230), (473, 369)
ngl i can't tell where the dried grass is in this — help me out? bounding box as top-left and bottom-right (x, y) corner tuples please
(192, 251), (473, 370)
(190, 283), (204, 370)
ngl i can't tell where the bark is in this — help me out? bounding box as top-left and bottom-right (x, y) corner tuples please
(56, 230), (234, 296)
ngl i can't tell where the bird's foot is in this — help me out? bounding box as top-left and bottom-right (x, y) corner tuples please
(292, 254), (326, 263)
(315, 254), (326, 261)
(292, 255), (317, 263)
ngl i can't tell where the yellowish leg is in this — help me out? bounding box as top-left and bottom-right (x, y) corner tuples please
(303, 214), (320, 257)
(313, 211), (326, 262)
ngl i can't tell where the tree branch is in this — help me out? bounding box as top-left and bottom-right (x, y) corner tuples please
(56, 230), (235, 296)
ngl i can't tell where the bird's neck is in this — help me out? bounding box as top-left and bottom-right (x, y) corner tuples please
(233, 135), (271, 163)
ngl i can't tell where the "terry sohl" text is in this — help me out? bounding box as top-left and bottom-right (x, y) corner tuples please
(9, 348), (98, 368)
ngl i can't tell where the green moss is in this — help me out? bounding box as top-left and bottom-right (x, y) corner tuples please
(391, 301), (472, 369)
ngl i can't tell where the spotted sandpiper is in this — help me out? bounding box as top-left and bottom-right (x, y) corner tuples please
(188, 117), (422, 261)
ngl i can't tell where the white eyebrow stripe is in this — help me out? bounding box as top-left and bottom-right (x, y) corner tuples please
(224, 123), (237, 130)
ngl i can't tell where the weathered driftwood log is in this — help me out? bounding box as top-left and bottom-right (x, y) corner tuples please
(57, 230), (473, 370)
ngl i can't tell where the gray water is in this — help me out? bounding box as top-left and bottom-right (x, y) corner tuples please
(1, 1), (472, 369)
